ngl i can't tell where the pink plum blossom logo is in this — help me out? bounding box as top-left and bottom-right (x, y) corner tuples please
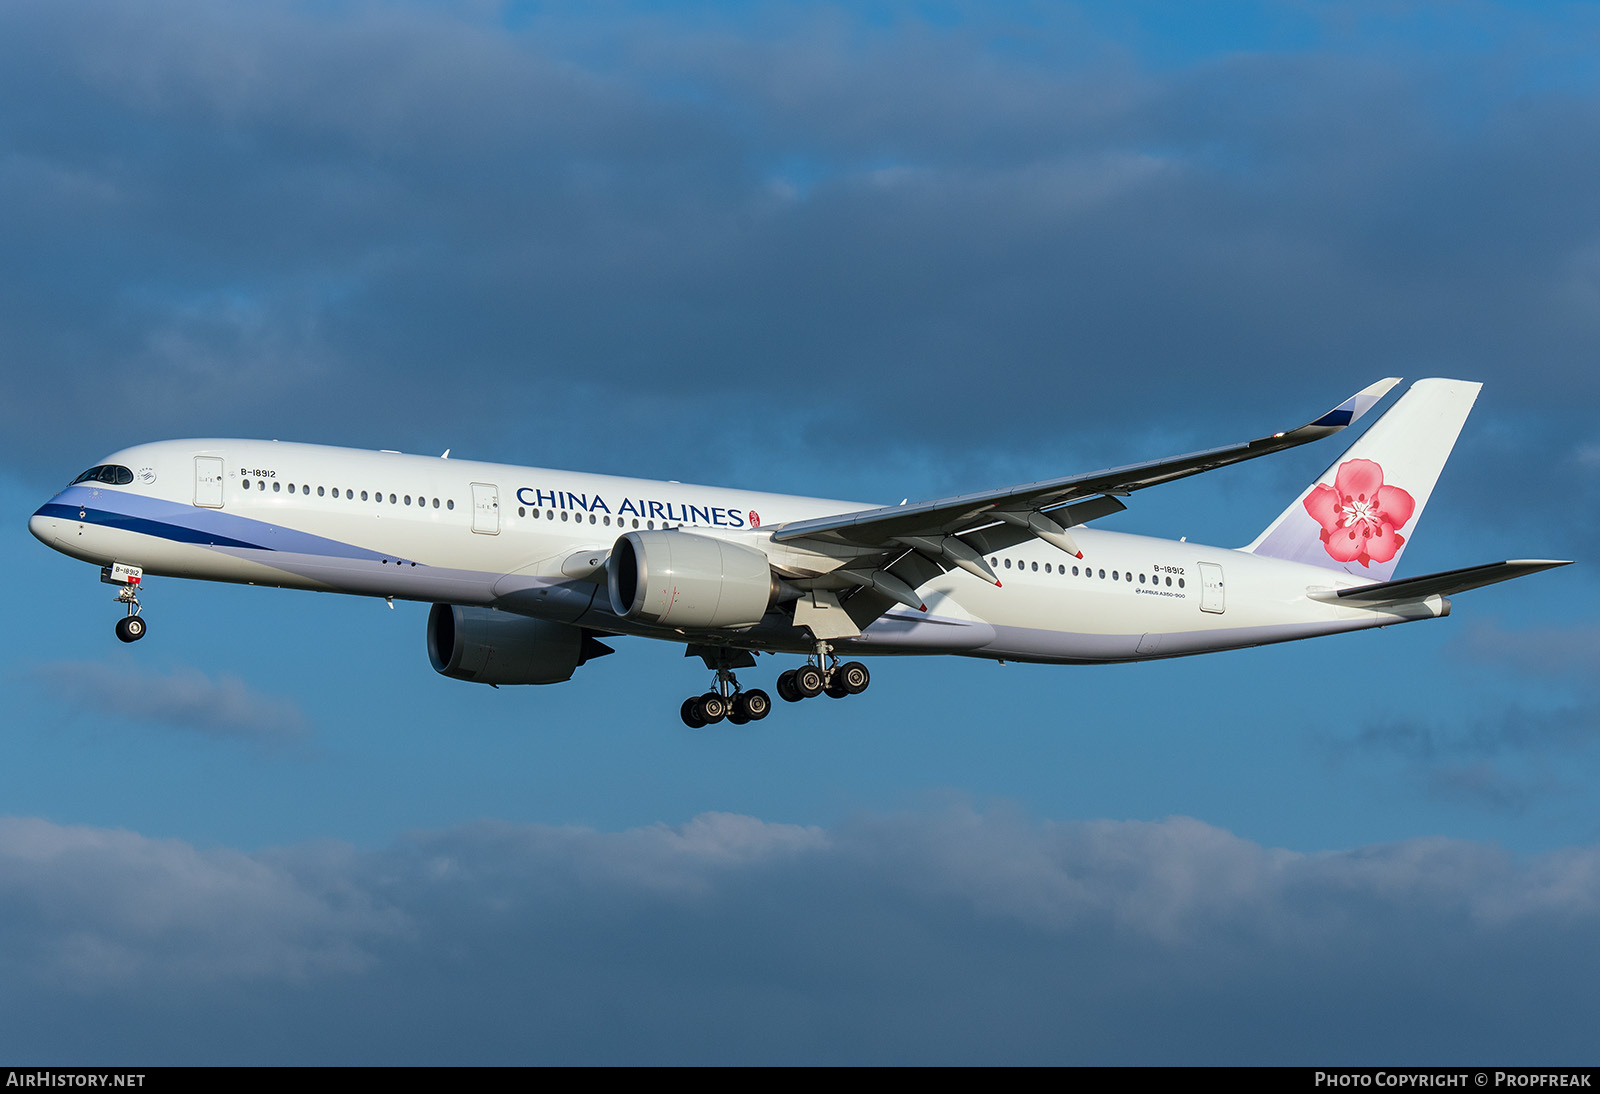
(1303, 458), (1415, 568)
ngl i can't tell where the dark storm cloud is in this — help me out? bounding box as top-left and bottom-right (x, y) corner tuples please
(1324, 617), (1600, 816)
(5, 0), (1599, 520)
(2, 806), (1598, 1062)
(29, 659), (312, 743)
(1352, 703), (1600, 763)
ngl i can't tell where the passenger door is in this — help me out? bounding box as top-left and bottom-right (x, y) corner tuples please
(471, 482), (500, 534)
(194, 457), (225, 508)
(1198, 562), (1225, 614)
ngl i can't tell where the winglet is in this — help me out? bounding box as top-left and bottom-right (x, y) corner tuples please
(1279, 377), (1401, 437)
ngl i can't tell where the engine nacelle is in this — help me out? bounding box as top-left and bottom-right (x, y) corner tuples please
(607, 529), (778, 629)
(427, 604), (605, 685)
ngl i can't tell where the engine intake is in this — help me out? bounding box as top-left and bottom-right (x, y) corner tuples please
(607, 530), (779, 629)
(427, 604), (611, 685)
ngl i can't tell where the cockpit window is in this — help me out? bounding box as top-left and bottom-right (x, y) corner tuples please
(70, 465), (134, 486)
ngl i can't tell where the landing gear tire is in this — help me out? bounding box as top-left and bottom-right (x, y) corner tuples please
(839, 661), (870, 695)
(794, 665), (824, 698)
(825, 675), (849, 699)
(737, 689), (772, 721)
(728, 708), (750, 725)
(680, 697), (707, 729)
(115, 616), (146, 643)
(697, 692), (728, 724)
(776, 670), (803, 703)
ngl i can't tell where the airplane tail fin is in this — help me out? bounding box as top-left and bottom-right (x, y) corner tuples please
(1242, 378), (1482, 581)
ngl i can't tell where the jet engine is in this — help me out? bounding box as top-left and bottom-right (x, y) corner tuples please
(427, 604), (612, 685)
(607, 529), (783, 629)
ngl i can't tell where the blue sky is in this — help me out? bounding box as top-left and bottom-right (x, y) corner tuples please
(3, 0), (1598, 1064)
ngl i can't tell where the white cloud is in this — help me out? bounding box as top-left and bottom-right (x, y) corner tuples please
(3, 807), (1599, 1061)
(0, 817), (402, 986)
(30, 660), (312, 743)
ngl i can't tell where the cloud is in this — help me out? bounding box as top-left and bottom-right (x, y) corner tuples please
(1315, 617), (1600, 814)
(29, 660), (312, 743)
(1325, 700), (1600, 816)
(1448, 619), (1600, 680)
(1350, 704), (1600, 764)
(0, 816), (403, 987)
(2, 806), (1599, 1062)
(3, 0), (1598, 532)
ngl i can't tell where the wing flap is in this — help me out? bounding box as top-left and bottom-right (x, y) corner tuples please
(959, 495), (1128, 559)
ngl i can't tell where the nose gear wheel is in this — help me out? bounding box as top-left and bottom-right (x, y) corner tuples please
(109, 578), (147, 643)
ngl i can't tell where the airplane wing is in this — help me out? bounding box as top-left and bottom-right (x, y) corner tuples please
(1310, 559), (1573, 604)
(770, 378), (1401, 602)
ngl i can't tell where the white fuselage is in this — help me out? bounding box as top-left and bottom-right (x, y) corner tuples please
(29, 439), (1446, 664)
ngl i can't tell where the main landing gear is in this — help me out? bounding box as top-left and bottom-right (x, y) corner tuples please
(680, 688), (772, 729)
(102, 564), (147, 643)
(680, 647), (772, 728)
(677, 642), (870, 728)
(775, 641), (870, 704)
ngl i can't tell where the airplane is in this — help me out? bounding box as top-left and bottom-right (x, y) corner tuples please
(28, 377), (1569, 727)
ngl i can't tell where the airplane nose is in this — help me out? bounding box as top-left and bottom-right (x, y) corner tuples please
(29, 509), (58, 546)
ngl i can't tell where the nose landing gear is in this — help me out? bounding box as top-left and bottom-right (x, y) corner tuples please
(102, 564), (147, 643)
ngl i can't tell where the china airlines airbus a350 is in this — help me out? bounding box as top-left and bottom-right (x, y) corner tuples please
(29, 377), (1567, 726)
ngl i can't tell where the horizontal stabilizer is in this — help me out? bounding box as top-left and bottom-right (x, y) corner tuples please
(1309, 559), (1572, 604)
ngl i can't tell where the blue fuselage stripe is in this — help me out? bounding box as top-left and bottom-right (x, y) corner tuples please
(36, 503), (271, 551)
